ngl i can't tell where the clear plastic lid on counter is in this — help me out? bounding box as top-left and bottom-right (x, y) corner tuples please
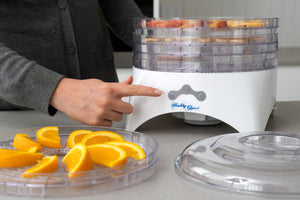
(174, 131), (300, 197)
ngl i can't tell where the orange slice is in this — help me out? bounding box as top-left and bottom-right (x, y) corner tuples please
(87, 143), (127, 167)
(13, 133), (42, 152)
(62, 142), (93, 177)
(0, 148), (43, 168)
(67, 130), (93, 148)
(81, 131), (125, 146)
(22, 155), (58, 178)
(36, 126), (61, 148)
(105, 141), (145, 159)
(27, 146), (39, 153)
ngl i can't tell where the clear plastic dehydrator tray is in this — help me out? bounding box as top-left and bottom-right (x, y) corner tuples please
(133, 33), (278, 43)
(174, 131), (300, 197)
(134, 52), (277, 62)
(133, 42), (278, 55)
(132, 17), (279, 73)
(133, 18), (279, 39)
(0, 126), (158, 197)
(133, 17), (279, 29)
(133, 58), (277, 73)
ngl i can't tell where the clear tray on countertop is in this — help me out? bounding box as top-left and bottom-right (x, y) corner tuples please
(0, 126), (158, 198)
(133, 42), (278, 56)
(174, 131), (300, 197)
(133, 58), (277, 73)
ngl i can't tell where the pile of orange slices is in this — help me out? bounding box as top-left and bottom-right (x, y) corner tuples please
(0, 127), (146, 178)
(63, 130), (145, 177)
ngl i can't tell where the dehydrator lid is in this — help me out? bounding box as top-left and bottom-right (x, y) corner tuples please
(174, 131), (300, 196)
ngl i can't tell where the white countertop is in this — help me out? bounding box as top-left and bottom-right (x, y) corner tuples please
(0, 102), (300, 199)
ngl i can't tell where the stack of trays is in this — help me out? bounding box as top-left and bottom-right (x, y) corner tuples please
(132, 18), (279, 73)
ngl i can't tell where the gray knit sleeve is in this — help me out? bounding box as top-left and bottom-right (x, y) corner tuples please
(98, 0), (144, 46)
(0, 43), (64, 114)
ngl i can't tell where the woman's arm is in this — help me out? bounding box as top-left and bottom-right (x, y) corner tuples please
(98, 0), (144, 45)
(0, 43), (64, 114)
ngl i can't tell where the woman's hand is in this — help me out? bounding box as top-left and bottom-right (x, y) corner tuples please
(50, 76), (163, 126)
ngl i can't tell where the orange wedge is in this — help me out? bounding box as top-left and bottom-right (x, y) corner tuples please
(87, 143), (127, 168)
(22, 155), (58, 178)
(0, 148), (43, 168)
(13, 133), (42, 152)
(67, 130), (93, 148)
(36, 126), (61, 148)
(105, 141), (145, 159)
(62, 142), (93, 177)
(81, 131), (125, 146)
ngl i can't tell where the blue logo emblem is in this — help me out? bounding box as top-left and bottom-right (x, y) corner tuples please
(171, 102), (200, 111)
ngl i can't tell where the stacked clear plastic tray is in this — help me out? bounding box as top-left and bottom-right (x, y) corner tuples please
(134, 52), (277, 62)
(133, 58), (277, 73)
(0, 126), (158, 198)
(133, 17), (279, 30)
(133, 42), (278, 55)
(174, 131), (300, 197)
(133, 32), (278, 43)
(132, 17), (279, 73)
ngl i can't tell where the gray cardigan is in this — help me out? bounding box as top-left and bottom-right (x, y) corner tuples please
(0, 0), (143, 114)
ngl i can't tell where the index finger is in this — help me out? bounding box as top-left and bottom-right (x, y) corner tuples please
(112, 83), (163, 97)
